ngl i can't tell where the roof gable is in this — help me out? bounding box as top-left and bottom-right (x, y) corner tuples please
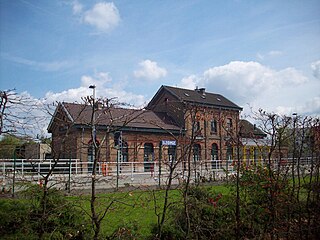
(49, 102), (181, 133)
(239, 119), (267, 138)
(148, 85), (242, 110)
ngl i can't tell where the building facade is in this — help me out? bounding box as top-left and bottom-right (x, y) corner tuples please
(48, 85), (275, 172)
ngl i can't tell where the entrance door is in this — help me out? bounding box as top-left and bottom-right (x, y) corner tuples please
(144, 143), (154, 172)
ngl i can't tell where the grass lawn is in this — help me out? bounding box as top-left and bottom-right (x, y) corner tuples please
(69, 184), (232, 238)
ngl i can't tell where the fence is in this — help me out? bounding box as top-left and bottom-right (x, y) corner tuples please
(1, 157), (316, 177)
(1, 157), (317, 191)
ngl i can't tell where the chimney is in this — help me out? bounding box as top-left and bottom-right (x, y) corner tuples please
(195, 87), (206, 95)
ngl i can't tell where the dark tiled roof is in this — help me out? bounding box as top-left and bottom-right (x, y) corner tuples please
(160, 85), (242, 110)
(60, 102), (181, 132)
(239, 119), (266, 138)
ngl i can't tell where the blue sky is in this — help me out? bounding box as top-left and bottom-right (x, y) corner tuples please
(1, 0), (320, 117)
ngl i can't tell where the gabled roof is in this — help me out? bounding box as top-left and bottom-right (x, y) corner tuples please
(239, 119), (267, 138)
(148, 85), (242, 111)
(48, 102), (181, 133)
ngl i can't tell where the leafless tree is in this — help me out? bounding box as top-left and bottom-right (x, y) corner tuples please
(0, 89), (48, 137)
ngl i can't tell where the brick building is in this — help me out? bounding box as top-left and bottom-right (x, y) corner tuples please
(48, 85), (247, 172)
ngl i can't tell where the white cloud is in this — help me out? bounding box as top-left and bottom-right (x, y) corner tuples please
(311, 60), (320, 80)
(257, 52), (264, 60)
(1, 53), (75, 72)
(180, 75), (198, 90)
(83, 2), (120, 32)
(179, 61), (319, 116)
(72, 0), (83, 15)
(80, 71), (112, 89)
(274, 96), (320, 116)
(202, 61), (307, 99)
(134, 59), (167, 81)
(45, 72), (145, 106)
(268, 50), (282, 57)
(256, 50), (283, 60)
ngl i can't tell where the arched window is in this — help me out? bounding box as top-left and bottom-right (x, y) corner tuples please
(144, 143), (154, 162)
(121, 141), (128, 162)
(88, 145), (94, 162)
(226, 144), (233, 160)
(211, 143), (218, 160)
(211, 143), (220, 169)
(144, 143), (154, 172)
(193, 144), (201, 161)
(168, 145), (176, 162)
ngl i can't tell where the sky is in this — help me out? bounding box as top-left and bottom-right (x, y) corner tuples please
(1, 0), (320, 121)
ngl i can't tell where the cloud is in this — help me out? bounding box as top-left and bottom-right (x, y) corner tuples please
(72, 0), (83, 15)
(274, 96), (320, 116)
(179, 61), (318, 116)
(45, 72), (145, 106)
(311, 60), (320, 80)
(268, 50), (282, 57)
(134, 59), (167, 81)
(202, 61), (307, 99)
(80, 71), (112, 89)
(180, 75), (198, 90)
(83, 2), (120, 32)
(1, 53), (75, 72)
(257, 50), (283, 60)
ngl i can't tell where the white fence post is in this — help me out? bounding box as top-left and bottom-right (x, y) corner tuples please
(38, 162), (41, 181)
(131, 162), (134, 180)
(21, 159), (24, 175)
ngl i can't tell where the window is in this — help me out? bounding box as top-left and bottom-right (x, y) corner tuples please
(210, 119), (217, 133)
(168, 145), (176, 162)
(226, 145), (233, 160)
(211, 143), (218, 160)
(193, 144), (201, 161)
(211, 143), (220, 169)
(195, 121), (201, 132)
(144, 143), (154, 172)
(87, 144), (94, 173)
(121, 141), (128, 162)
(88, 145), (94, 162)
(226, 118), (232, 130)
(144, 143), (154, 162)
(192, 120), (201, 135)
(59, 125), (68, 132)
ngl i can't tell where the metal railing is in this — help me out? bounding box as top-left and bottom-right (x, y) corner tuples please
(1, 157), (318, 193)
(1, 157), (317, 178)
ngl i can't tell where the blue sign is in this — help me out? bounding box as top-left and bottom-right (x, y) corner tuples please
(161, 140), (176, 146)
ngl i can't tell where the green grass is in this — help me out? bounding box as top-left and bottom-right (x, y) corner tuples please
(68, 185), (231, 238)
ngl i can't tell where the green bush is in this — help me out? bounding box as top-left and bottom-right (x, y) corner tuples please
(0, 198), (36, 239)
(155, 186), (234, 240)
(107, 220), (141, 240)
(0, 184), (90, 239)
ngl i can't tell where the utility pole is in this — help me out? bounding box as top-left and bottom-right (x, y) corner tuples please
(89, 85), (96, 173)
